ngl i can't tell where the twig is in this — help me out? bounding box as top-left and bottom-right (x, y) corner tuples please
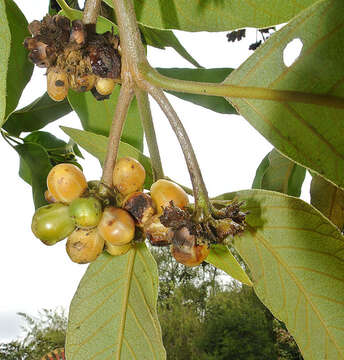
(134, 88), (164, 182)
(101, 83), (134, 188)
(82, 0), (101, 25)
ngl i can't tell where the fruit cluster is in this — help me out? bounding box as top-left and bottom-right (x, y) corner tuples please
(24, 15), (121, 101)
(31, 157), (210, 267)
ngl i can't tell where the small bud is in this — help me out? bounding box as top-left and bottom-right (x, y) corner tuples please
(95, 77), (116, 96)
(123, 192), (155, 227)
(47, 67), (69, 101)
(70, 20), (86, 45)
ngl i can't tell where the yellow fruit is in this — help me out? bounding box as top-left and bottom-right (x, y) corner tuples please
(113, 157), (146, 196)
(47, 163), (87, 203)
(66, 228), (104, 264)
(150, 179), (188, 215)
(47, 67), (69, 101)
(97, 207), (135, 245)
(105, 241), (132, 256)
(95, 77), (116, 95)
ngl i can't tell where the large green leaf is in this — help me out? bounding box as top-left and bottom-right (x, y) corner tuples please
(311, 175), (344, 230)
(224, 0), (344, 189)
(216, 189), (344, 359)
(157, 68), (237, 114)
(104, 0), (317, 32)
(252, 149), (306, 197)
(14, 143), (52, 208)
(61, 126), (153, 188)
(65, 244), (166, 359)
(3, 93), (72, 136)
(0, 0), (10, 125)
(206, 245), (252, 286)
(68, 89), (143, 152)
(1, 0), (33, 125)
(141, 25), (201, 68)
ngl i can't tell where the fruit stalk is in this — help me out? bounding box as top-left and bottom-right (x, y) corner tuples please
(135, 88), (164, 181)
(82, 0), (101, 25)
(100, 83), (134, 189)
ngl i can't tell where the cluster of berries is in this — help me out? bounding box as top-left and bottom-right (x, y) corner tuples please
(24, 15), (121, 102)
(31, 157), (210, 267)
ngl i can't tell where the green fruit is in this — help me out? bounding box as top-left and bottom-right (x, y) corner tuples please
(31, 203), (75, 245)
(69, 197), (102, 229)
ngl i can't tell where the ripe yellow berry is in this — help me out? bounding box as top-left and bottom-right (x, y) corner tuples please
(105, 241), (132, 256)
(47, 67), (69, 101)
(47, 163), (87, 204)
(66, 228), (104, 264)
(95, 77), (116, 95)
(97, 207), (135, 246)
(150, 179), (189, 215)
(113, 157), (146, 196)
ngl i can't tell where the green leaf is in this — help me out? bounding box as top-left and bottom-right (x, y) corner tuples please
(206, 245), (252, 286)
(311, 175), (344, 230)
(104, 0), (317, 32)
(0, 0), (10, 125)
(3, 93), (72, 136)
(14, 143), (52, 208)
(68, 88), (144, 152)
(216, 189), (344, 359)
(61, 126), (153, 188)
(65, 244), (166, 360)
(224, 0), (344, 189)
(57, 0), (118, 34)
(1, 0), (33, 125)
(140, 25), (201, 68)
(157, 68), (237, 114)
(252, 149), (306, 197)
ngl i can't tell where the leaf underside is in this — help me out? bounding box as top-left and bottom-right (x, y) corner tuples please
(65, 244), (166, 360)
(217, 189), (344, 359)
(225, 0), (344, 190)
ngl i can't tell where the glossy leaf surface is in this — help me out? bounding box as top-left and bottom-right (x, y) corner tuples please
(224, 0), (344, 189)
(65, 244), (166, 360)
(61, 126), (153, 188)
(252, 149), (306, 197)
(4, 93), (72, 136)
(216, 189), (344, 359)
(104, 0), (317, 32)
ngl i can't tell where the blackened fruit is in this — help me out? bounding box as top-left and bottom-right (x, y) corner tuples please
(69, 197), (102, 229)
(123, 192), (155, 227)
(113, 157), (146, 196)
(97, 207), (135, 246)
(31, 203), (75, 245)
(47, 163), (87, 204)
(150, 179), (189, 215)
(66, 228), (104, 264)
(170, 227), (209, 267)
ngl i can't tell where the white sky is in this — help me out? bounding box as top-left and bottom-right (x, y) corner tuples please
(0, 0), (311, 342)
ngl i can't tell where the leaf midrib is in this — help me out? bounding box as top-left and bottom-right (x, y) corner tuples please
(250, 227), (343, 357)
(116, 248), (136, 360)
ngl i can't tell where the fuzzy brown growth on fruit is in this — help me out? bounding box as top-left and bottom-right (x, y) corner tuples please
(144, 215), (174, 246)
(24, 14), (121, 100)
(170, 227), (210, 267)
(123, 192), (155, 227)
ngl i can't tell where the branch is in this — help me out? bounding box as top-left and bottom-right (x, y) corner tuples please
(140, 64), (344, 109)
(82, 0), (101, 25)
(135, 88), (164, 182)
(143, 82), (211, 220)
(101, 83), (134, 188)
